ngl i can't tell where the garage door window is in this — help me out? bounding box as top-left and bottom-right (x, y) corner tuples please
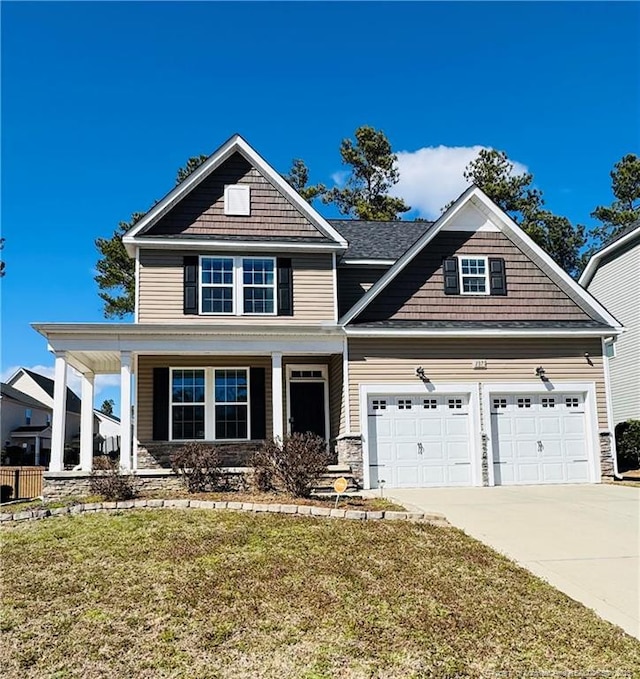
(541, 397), (556, 408)
(423, 399), (438, 409)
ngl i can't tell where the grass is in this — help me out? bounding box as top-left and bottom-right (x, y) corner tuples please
(1, 510), (639, 679)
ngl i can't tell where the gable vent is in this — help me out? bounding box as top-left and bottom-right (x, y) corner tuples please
(224, 184), (251, 215)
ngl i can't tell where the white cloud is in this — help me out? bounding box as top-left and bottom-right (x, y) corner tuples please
(2, 364), (120, 398)
(331, 170), (349, 187)
(389, 145), (529, 220)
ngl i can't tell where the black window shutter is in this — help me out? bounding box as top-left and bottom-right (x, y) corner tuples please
(249, 367), (266, 439)
(489, 258), (507, 296)
(443, 258), (460, 295)
(183, 256), (198, 315)
(277, 258), (293, 316)
(152, 367), (170, 441)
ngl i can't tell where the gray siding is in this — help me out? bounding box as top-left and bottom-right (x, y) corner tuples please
(356, 231), (595, 322)
(138, 250), (335, 324)
(587, 242), (640, 425)
(337, 265), (389, 317)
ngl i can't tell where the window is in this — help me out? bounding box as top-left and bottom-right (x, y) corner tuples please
(224, 184), (250, 215)
(423, 399), (438, 409)
(371, 399), (386, 411)
(169, 368), (250, 441)
(565, 397), (580, 408)
(460, 257), (489, 294)
(199, 256), (276, 315)
(397, 399), (412, 410)
(201, 257), (234, 313)
(517, 398), (532, 409)
(25, 409), (32, 425)
(214, 370), (248, 439)
(448, 398), (463, 409)
(541, 397), (555, 408)
(171, 369), (205, 440)
(493, 398), (507, 410)
(243, 258), (275, 314)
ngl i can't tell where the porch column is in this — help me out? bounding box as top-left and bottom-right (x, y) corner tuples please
(49, 352), (67, 472)
(271, 352), (284, 441)
(80, 371), (95, 471)
(119, 352), (132, 470)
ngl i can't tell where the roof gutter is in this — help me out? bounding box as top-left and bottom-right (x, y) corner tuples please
(344, 327), (624, 338)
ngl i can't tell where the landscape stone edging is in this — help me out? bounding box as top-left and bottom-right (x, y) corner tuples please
(0, 499), (449, 526)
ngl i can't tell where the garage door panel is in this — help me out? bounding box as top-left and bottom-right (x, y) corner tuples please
(422, 467), (446, 486)
(420, 419), (443, 436)
(375, 419), (392, 438)
(376, 442), (394, 463)
(515, 418), (536, 436)
(423, 443), (444, 460)
(491, 391), (591, 486)
(540, 463), (564, 482)
(539, 417), (562, 435)
(446, 417), (468, 436)
(564, 417), (585, 436)
(448, 464), (472, 484)
(447, 442), (470, 461)
(397, 467), (420, 487)
(396, 442), (419, 461)
(395, 420), (417, 438)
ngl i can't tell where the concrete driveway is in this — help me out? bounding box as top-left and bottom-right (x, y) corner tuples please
(379, 484), (640, 638)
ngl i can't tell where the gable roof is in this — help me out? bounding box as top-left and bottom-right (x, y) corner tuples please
(8, 368), (82, 414)
(340, 185), (623, 333)
(330, 220), (433, 261)
(579, 219), (640, 287)
(0, 383), (50, 411)
(122, 134), (348, 255)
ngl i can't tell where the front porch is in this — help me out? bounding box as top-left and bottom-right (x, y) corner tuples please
(32, 323), (350, 475)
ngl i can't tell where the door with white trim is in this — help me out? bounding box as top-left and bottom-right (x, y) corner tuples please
(368, 394), (472, 488)
(490, 393), (590, 485)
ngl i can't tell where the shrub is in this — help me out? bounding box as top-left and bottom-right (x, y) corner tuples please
(615, 419), (640, 472)
(89, 456), (137, 500)
(170, 442), (222, 493)
(251, 433), (331, 498)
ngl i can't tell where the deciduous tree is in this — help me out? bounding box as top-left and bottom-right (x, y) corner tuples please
(323, 126), (410, 220)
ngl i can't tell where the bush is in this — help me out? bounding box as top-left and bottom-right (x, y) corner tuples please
(170, 442), (222, 493)
(615, 419), (640, 472)
(251, 433), (331, 498)
(89, 456), (137, 500)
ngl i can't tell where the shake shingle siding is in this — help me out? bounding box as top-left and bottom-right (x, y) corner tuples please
(355, 231), (594, 323)
(143, 153), (325, 240)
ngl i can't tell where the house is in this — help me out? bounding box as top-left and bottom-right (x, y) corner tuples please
(32, 134), (623, 491)
(5, 368), (121, 460)
(579, 221), (640, 428)
(1, 382), (52, 465)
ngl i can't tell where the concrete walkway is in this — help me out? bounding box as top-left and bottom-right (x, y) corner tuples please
(376, 484), (640, 638)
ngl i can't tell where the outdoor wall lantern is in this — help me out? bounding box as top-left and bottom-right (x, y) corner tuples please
(535, 366), (547, 380)
(416, 366), (429, 382)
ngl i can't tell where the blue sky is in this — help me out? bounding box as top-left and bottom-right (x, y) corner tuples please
(2, 1), (638, 413)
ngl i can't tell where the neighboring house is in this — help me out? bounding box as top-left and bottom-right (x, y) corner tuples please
(93, 410), (121, 455)
(33, 135), (623, 487)
(580, 221), (640, 427)
(0, 382), (52, 465)
(5, 368), (121, 457)
(7, 368), (81, 443)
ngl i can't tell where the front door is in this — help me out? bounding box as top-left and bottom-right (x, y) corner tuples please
(289, 382), (326, 439)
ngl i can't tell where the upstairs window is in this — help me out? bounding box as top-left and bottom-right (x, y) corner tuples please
(199, 256), (276, 316)
(460, 257), (489, 294)
(224, 184), (251, 215)
(443, 256), (506, 296)
(25, 409), (32, 425)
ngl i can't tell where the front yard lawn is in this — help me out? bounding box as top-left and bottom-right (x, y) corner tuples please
(2, 510), (639, 678)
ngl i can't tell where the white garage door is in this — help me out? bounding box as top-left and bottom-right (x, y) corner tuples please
(490, 393), (590, 485)
(367, 394), (472, 488)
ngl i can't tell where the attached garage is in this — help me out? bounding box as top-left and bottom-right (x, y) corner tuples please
(490, 392), (591, 485)
(365, 391), (476, 488)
